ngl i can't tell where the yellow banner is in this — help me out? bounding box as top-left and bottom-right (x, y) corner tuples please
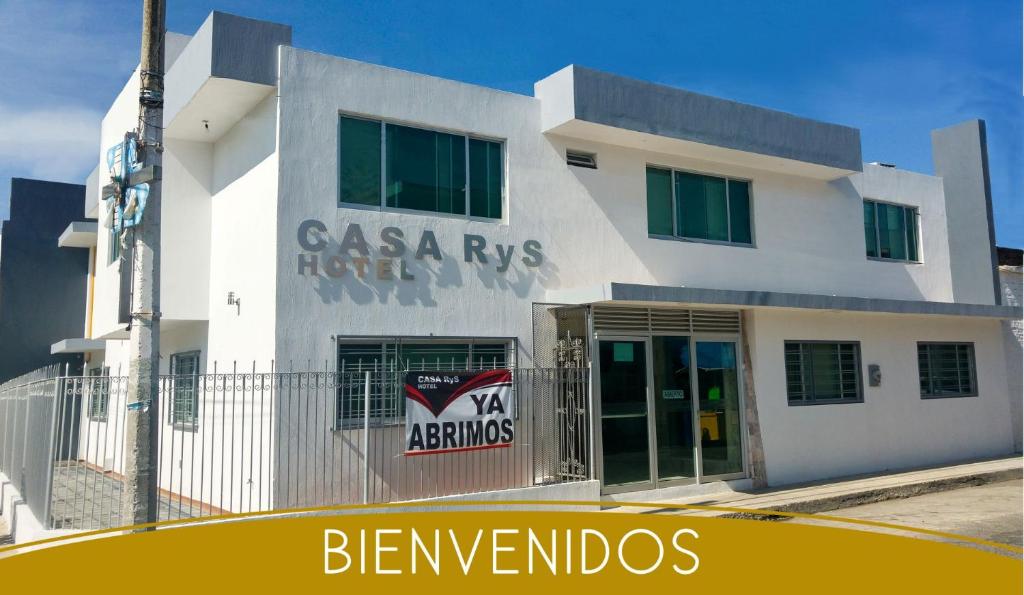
(2, 504), (1020, 592)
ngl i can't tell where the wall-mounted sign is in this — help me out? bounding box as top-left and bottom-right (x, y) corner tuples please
(404, 370), (514, 455)
(296, 219), (543, 281)
(662, 389), (686, 400)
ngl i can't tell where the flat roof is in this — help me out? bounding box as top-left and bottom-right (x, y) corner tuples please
(51, 338), (106, 354)
(548, 283), (1022, 319)
(57, 220), (97, 248)
(537, 65), (863, 174)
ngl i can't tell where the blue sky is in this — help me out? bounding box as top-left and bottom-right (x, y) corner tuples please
(1, 0), (1021, 246)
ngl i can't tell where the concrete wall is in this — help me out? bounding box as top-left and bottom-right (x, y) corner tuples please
(205, 92), (279, 366)
(162, 139), (212, 323)
(0, 179), (88, 381)
(932, 120), (1000, 305)
(999, 266), (1022, 452)
(749, 309), (1016, 486)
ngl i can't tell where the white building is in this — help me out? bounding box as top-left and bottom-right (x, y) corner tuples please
(51, 12), (1021, 507)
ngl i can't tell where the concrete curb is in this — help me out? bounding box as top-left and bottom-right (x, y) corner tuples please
(720, 467), (1023, 521)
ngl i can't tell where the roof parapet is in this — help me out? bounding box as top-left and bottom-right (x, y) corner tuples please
(536, 65), (863, 179)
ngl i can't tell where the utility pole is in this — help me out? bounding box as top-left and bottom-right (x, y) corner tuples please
(122, 0), (165, 529)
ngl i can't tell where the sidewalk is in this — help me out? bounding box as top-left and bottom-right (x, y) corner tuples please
(606, 456), (1023, 517)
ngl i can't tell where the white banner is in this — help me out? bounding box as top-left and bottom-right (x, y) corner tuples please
(404, 370), (514, 455)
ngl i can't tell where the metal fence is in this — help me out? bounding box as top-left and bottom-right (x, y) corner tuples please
(0, 365), (63, 528)
(0, 364), (590, 531)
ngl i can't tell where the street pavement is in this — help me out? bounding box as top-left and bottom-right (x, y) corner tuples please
(789, 479), (1022, 555)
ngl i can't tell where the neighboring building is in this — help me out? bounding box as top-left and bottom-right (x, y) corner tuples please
(56, 12), (1021, 504)
(998, 246), (1023, 452)
(0, 178), (90, 382)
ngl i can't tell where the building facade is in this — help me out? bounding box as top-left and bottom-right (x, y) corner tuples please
(57, 12), (1021, 503)
(0, 178), (90, 382)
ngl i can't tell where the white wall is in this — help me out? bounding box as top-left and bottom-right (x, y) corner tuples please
(999, 267), (1023, 452)
(161, 140), (212, 323)
(276, 49), (552, 367)
(749, 309), (1015, 486)
(205, 93), (279, 366)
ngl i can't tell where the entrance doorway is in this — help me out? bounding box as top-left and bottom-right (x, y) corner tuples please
(596, 336), (745, 492)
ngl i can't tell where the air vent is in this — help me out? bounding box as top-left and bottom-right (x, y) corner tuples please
(566, 150), (597, 169)
(593, 306), (740, 334)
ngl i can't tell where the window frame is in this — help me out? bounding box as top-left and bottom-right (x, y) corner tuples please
(917, 341), (978, 399)
(784, 340), (864, 406)
(107, 226), (121, 266)
(864, 198), (922, 264)
(337, 112), (506, 222)
(168, 350), (201, 430)
(334, 336), (517, 429)
(645, 164), (756, 248)
(88, 366), (111, 421)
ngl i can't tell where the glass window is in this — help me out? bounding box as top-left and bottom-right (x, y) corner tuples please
(336, 339), (512, 426)
(864, 200), (920, 262)
(785, 341), (862, 405)
(646, 167), (752, 245)
(727, 180), (752, 245)
(469, 138), (503, 219)
(918, 343), (976, 398)
(338, 116), (381, 207)
(864, 202), (878, 257)
(646, 167), (673, 235)
(338, 115), (503, 219)
(108, 227), (121, 264)
(169, 351), (200, 426)
(386, 123), (466, 214)
(88, 366), (110, 420)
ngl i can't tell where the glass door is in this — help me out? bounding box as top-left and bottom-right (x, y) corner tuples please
(652, 336), (695, 482)
(695, 341), (744, 477)
(597, 339), (652, 488)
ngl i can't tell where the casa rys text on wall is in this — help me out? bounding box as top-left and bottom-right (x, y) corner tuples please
(296, 219), (544, 281)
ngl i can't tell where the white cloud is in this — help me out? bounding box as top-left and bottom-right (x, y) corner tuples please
(0, 102), (101, 184)
(0, 0), (136, 215)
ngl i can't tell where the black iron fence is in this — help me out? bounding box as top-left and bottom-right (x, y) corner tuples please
(0, 365), (590, 531)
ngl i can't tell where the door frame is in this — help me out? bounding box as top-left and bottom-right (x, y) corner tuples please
(647, 332), (698, 490)
(592, 335), (658, 495)
(593, 330), (749, 494)
(691, 334), (749, 483)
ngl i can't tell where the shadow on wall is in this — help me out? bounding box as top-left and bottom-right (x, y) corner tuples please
(212, 94), (278, 194)
(296, 222), (558, 307)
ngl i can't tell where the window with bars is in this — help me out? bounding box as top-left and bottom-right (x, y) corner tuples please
(338, 115), (504, 219)
(918, 342), (976, 398)
(169, 351), (200, 426)
(785, 341), (863, 405)
(336, 339), (512, 426)
(646, 166), (752, 245)
(108, 226), (121, 264)
(88, 366), (110, 421)
(864, 199), (920, 262)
